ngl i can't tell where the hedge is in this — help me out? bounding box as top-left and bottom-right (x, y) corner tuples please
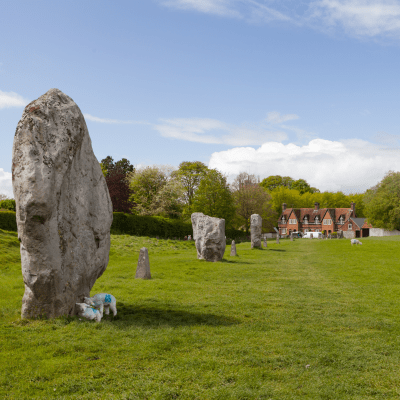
(0, 199), (16, 211)
(0, 211), (17, 232)
(0, 210), (245, 239)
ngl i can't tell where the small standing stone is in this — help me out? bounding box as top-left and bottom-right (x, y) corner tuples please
(136, 247), (151, 279)
(264, 238), (267, 247)
(276, 235), (280, 244)
(290, 234), (294, 241)
(230, 240), (237, 256)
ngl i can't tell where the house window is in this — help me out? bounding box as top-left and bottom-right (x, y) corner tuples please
(282, 217), (285, 222)
(304, 217), (308, 223)
(289, 219), (297, 224)
(348, 224), (352, 229)
(339, 216), (344, 224)
(281, 228), (287, 234)
(315, 217), (319, 223)
(323, 219), (332, 225)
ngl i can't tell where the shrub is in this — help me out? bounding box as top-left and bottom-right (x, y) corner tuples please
(0, 199), (16, 211)
(0, 211), (17, 232)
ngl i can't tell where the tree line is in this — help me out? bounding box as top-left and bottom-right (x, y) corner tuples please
(101, 156), (396, 233)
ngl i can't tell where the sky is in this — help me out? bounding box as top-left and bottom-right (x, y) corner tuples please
(2, 0), (400, 197)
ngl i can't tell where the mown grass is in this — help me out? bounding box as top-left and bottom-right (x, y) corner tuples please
(2, 230), (400, 399)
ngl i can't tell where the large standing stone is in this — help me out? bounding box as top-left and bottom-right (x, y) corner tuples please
(12, 89), (113, 319)
(191, 213), (226, 262)
(250, 214), (262, 249)
(136, 247), (151, 279)
(230, 240), (237, 256)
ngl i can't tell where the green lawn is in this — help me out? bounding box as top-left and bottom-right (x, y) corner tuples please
(2, 230), (400, 399)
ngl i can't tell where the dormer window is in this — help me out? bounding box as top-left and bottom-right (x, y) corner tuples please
(282, 216), (286, 222)
(339, 216), (344, 224)
(304, 217), (308, 223)
(315, 216), (319, 223)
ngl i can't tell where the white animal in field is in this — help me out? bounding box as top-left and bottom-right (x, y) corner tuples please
(351, 239), (362, 245)
(84, 293), (117, 316)
(75, 303), (102, 322)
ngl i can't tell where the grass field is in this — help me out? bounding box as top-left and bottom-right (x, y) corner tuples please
(2, 230), (400, 399)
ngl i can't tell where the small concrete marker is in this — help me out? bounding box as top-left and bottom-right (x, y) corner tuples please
(136, 247), (151, 279)
(230, 240), (238, 256)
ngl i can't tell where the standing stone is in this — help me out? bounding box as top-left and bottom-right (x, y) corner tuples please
(191, 212), (226, 262)
(136, 247), (151, 279)
(250, 214), (262, 249)
(276, 234), (280, 244)
(12, 89), (113, 319)
(290, 234), (294, 241)
(230, 240), (237, 256)
(264, 238), (267, 248)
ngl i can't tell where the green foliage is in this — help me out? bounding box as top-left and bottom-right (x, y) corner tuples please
(364, 171), (400, 230)
(172, 161), (208, 212)
(269, 186), (366, 217)
(231, 172), (277, 232)
(261, 175), (319, 194)
(100, 156), (134, 177)
(111, 212), (192, 237)
(191, 169), (236, 228)
(0, 211), (17, 231)
(0, 199), (16, 211)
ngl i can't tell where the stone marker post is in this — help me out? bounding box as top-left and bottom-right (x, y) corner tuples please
(264, 237), (267, 248)
(230, 240), (237, 256)
(250, 214), (262, 249)
(276, 234), (280, 244)
(12, 89), (113, 319)
(136, 247), (151, 279)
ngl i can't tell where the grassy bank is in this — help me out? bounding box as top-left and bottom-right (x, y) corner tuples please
(2, 231), (400, 399)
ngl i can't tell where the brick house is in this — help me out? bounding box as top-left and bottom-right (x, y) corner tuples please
(278, 202), (372, 238)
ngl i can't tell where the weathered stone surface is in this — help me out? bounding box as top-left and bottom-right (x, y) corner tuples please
(191, 212), (226, 262)
(250, 214), (262, 249)
(12, 89), (113, 319)
(136, 247), (151, 279)
(230, 240), (237, 256)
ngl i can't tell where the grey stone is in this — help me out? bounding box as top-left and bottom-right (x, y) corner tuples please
(12, 89), (113, 319)
(136, 247), (151, 279)
(264, 238), (267, 247)
(276, 235), (280, 244)
(191, 212), (226, 262)
(230, 240), (237, 256)
(250, 214), (262, 249)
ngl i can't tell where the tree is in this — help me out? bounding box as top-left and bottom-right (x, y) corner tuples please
(260, 175), (294, 191)
(171, 161), (208, 214)
(0, 198), (16, 211)
(129, 165), (183, 216)
(100, 156), (134, 177)
(231, 172), (277, 232)
(105, 169), (132, 213)
(191, 169), (236, 227)
(101, 156), (135, 213)
(363, 171), (400, 230)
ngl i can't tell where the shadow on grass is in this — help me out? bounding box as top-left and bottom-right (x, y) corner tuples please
(268, 249), (286, 252)
(108, 304), (240, 328)
(221, 258), (253, 264)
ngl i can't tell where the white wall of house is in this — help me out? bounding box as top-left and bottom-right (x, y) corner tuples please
(370, 228), (400, 237)
(343, 230), (355, 239)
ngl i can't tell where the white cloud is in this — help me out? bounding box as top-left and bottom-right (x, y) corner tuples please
(266, 111), (299, 124)
(84, 114), (149, 125)
(154, 117), (288, 146)
(161, 0), (242, 17)
(209, 138), (400, 193)
(161, 0), (291, 21)
(309, 0), (400, 38)
(0, 169), (13, 198)
(0, 90), (29, 109)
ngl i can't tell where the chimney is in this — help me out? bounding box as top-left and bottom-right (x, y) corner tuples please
(314, 202), (319, 211)
(351, 202), (356, 215)
(282, 203), (287, 212)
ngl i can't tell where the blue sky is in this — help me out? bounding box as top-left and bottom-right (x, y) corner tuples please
(2, 0), (400, 197)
